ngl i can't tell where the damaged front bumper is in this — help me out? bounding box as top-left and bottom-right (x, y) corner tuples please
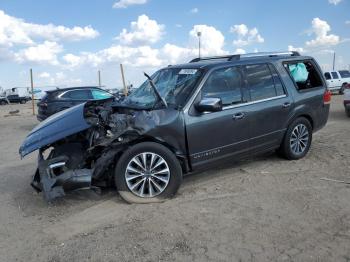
(32, 152), (92, 202)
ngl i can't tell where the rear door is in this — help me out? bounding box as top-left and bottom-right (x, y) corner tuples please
(242, 63), (293, 152)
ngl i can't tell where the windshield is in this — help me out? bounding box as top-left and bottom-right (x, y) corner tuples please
(123, 68), (202, 109)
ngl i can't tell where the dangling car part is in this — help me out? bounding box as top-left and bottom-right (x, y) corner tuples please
(19, 51), (330, 203)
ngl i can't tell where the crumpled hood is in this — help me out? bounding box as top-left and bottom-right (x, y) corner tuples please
(19, 103), (91, 158)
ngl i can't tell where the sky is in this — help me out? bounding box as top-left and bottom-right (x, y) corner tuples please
(0, 0), (349, 89)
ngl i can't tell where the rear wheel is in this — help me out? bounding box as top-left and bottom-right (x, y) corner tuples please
(346, 108), (350, 118)
(278, 117), (312, 160)
(115, 142), (183, 204)
(20, 99), (26, 104)
(0, 100), (7, 105)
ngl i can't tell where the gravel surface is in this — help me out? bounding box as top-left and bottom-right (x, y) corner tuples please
(0, 96), (349, 262)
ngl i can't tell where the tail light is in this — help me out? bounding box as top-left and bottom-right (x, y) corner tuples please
(323, 90), (331, 105)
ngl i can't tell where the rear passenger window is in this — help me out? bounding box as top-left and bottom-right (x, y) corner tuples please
(268, 64), (285, 96)
(324, 72), (331, 80)
(201, 66), (243, 106)
(285, 61), (323, 90)
(331, 72), (339, 79)
(62, 90), (91, 100)
(244, 64), (279, 101)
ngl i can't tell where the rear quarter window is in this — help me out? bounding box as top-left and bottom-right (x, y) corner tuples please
(284, 60), (323, 91)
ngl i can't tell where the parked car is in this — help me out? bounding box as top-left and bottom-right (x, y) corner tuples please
(36, 86), (115, 121)
(343, 83), (350, 117)
(6, 94), (31, 104)
(19, 51), (330, 203)
(324, 70), (350, 94)
(0, 96), (9, 105)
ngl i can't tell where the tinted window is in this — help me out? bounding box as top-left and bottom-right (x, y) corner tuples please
(268, 64), (285, 96)
(245, 64), (276, 101)
(324, 72), (331, 80)
(201, 66), (243, 106)
(339, 70), (350, 78)
(285, 60), (323, 90)
(91, 89), (113, 99)
(331, 72), (339, 79)
(61, 90), (91, 100)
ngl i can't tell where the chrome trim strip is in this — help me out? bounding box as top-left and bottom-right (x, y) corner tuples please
(222, 95), (287, 110)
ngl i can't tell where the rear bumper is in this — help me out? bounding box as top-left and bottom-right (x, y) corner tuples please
(32, 151), (92, 202)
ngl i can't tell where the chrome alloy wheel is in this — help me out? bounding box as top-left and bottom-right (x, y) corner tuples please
(290, 124), (309, 155)
(125, 152), (170, 198)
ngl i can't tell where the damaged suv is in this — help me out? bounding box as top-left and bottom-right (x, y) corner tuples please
(19, 51), (331, 203)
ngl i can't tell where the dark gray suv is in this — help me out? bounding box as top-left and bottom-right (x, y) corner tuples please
(19, 51), (331, 203)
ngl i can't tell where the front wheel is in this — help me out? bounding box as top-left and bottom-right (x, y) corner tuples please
(115, 142), (183, 204)
(278, 117), (313, 160)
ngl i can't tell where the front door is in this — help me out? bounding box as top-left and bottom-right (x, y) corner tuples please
(185, 65), (252, 170)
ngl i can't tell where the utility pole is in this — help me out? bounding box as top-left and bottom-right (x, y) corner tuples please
(30, 68), (35, 116)
(332, 52), (336, 71)
(120, 64), (127, 96)
(98, 70), (101, 87)
(197, 31), (202, 59)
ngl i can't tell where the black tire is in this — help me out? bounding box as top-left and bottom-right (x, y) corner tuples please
(278, 117), (313, 160)
(115, 142), (183, 204)
(0, 100), (6, 105)
(340, 83), (347, 95)
(346, 108), (350, 118)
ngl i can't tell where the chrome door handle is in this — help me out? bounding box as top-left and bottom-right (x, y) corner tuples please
(233, 112), (245, 120)
(282, 102), (291, 108)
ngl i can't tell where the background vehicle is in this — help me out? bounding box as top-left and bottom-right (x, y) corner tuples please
(36, 86), (115, 121)
(344, 83), (350, 117)
(0, 96), (9, 105)
(3, 87), (31, 104)
(324, 70), (350, 94)
(20, 51), (330, 203)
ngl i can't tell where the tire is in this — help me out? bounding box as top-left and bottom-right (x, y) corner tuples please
(339, 84), (346, 95)
(20, 99), (26, 104)
(0, 100), (6, 105)
(115, 142), (183, 204)
(278, 117), (313, 160)
(346, 108), (350, 118)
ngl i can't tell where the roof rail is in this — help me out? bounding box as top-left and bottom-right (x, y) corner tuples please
(189, 55), (240, 63)
(189, 51), (300, 63)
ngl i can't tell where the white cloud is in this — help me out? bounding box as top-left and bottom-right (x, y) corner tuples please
(288, 45), (304, 53)
(230, 24), (264, 47)
(234, 48), (246, 54)
(116, 15), (165, 45)
(328, 0), (342, 5)
(39, 72), (50, 78)
(175, 24), (182, 28)
(113, 0), (147, 9)
(63, 24), (228, 69)
(0, 10), (99, 47)
(306, 18), (340, 47)
(14, 41), (63, 65)
(346, 20), (350, 25)
(190, 8), (199, 14)
(189, 25), (227, 56)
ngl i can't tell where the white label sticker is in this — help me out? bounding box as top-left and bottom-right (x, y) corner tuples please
(179, 69), (198, 75)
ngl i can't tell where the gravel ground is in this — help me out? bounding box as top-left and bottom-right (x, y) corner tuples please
(0, 96), (349, 262)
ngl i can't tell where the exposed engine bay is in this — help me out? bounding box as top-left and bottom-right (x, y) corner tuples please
(26, 99), (186, 201)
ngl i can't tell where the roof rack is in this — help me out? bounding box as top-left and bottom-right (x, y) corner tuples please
(189, 51), (300, 63)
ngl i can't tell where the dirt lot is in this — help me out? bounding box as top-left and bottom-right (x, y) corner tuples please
(0, 96), (349, 262)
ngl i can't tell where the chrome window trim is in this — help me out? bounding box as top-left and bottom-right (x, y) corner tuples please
(222, 94), (286, 110)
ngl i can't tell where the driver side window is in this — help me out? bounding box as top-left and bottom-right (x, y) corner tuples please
(201, 66), (244, 106)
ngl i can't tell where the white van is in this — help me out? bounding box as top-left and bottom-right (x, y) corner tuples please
(324, 70), (350, 94)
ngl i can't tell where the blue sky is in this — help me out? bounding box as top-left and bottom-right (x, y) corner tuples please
(0, 0), (349, 89)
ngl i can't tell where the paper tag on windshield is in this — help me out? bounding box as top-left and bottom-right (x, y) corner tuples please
(179, 69), (198, 75)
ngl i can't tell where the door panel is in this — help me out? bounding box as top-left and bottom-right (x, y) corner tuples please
(185, 107), (251, 169)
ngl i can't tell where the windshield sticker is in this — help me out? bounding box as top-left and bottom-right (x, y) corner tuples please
(179, 69), (198, 75)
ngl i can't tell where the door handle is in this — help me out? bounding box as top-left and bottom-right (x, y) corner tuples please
(233, 112), (245, 120)
(282, 102), (291, 108)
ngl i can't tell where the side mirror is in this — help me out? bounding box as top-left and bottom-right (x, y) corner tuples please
(195, 97), (223, 113)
